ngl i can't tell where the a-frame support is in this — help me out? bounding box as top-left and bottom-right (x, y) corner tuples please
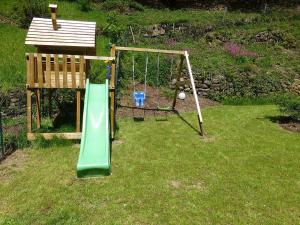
(184, 51), (204, 136)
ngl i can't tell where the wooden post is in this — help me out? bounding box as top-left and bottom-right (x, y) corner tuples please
(184, 51), (204, 136)
(48, 90), (52, 118)
(110, 45), (116, 139)
(76, 90), (81, 132)
(27, 90), (32, 133)
(49, 4), (58, 30)
(36, 89), (41, 129)
(172, 55), (184, 109)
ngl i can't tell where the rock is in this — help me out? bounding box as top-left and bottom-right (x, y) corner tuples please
(171, 78), (177, 85)
(203, 80), (211, 86)
(199, 83), (208, 89)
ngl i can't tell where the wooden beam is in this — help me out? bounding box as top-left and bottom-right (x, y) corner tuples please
(36, 89), (41, 129)
(71, 55), (76, 88)
(54, 54), (59, 88)
(115, 46), (185, 55)
(27, 132), (81, 141)
(46, 54), (51, 87)
(25, 53), (114, 61)
(79, 55), (85, 88)
(62, 55), (68, 87)
(49, 4), (58, 30)
(27, 90), (32, 133)
(76, 90), (81, 132)
(184, 51), (204, 136)
(110, 45), (116, 139)
(37, 53), (43, 88)
(172, 55), (184, 109)
(28, 53), (34, 87)
(48, 89), (52, 118)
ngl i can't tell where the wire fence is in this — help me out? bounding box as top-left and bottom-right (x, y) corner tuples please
(0, 91), (28, 161)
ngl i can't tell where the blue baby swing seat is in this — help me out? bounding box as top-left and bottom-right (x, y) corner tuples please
(133, 91), (145, 108)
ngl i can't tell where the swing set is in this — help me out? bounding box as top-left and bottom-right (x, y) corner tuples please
(113, 46), (204, 135)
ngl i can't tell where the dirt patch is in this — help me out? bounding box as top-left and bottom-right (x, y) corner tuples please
(0, 150), (28, 181)
(117, 83), (218, 118)
(278, 117), (300, 133)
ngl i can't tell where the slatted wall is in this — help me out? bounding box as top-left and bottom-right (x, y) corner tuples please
(26, 53), (86, 89)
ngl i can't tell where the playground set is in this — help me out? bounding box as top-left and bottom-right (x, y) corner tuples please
(24, 4), (204, 178)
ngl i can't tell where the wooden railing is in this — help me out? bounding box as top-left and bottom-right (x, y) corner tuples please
(26, 53), (87, 89)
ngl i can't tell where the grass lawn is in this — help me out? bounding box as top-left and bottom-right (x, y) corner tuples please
(0, 105), (299, 224)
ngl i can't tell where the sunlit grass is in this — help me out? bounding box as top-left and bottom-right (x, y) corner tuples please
(0, 105), (299, 224)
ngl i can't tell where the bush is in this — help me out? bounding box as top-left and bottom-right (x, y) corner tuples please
(78, 0), (91, 12)
(277, 93), (300, 120)
(102, 0), (144, 13)
(102, 12), (122, 43)
(13, 0), (49, 28)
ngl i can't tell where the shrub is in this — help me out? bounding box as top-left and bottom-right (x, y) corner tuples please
(277, 93), (300, 120)
(102, 0), (144, 13)
(102, 12), (122, 43)
(78, 0), (91, 12)
(13, 0), (49, 28)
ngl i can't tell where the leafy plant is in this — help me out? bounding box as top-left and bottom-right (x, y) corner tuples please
(276, 93), (300, 120)
(13, 0), (49, 28)
(103, 12), (122, 43)
(78, 0), (91, 12)
(102, 0), (144, 13)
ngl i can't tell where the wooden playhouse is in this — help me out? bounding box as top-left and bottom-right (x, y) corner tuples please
(25, 4), (116, 140)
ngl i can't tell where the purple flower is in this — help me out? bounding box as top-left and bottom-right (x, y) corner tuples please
(224, 42), (258, 58)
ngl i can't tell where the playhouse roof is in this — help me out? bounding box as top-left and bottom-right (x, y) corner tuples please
(25, 17), (96, 48)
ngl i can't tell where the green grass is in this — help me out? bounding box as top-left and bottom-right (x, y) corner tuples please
(0, 105), (299, 224)
(0, 24), (34, 91)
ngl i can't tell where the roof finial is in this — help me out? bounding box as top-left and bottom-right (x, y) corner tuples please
(49, 4), (58, 30)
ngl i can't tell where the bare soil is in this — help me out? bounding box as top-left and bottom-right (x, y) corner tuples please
(278, 117), (300, 133)
(116, 84), (218, 118)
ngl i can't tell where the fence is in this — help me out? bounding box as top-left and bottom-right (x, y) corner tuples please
(0, 92), (27, 161)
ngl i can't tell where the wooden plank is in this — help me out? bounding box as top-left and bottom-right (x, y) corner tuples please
(110, 45), (116, 139)
(25, 40), (94, 48)
(71, 56), (76, 88)
(36, 89), (41, 129)
(26, 55), (30, 86)
(53, 54), (59, 88)
(37, 53), (43, 87)
(48, 90), (53, 118)
(76, 90), (81, 132)
(28, 53), (35, 87)
(184, 51), (204, 136)
(29, 24), (95, 32)
(27, 132), (82, 140)
(33, 17), (96, 26)
(62, 55), (68, 88)
(27, 33), (95, 40)
(25, 53), (114, 61)
(31, 21), (96, 29)
(79, 55), (85, 88)
(115, 46), (185, 55)
(26, 90), (32, 133)
(45, 54), (51, 88)
(172, 55), (184, 109)
(26, 37), (94, 44)
(28, 29), (95, 36)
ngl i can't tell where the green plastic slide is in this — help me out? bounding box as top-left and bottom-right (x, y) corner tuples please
(77, 79), (110, 178)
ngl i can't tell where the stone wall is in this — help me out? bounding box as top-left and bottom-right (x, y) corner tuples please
(0, 89), (26, 116)
(175, 69), (299, 99)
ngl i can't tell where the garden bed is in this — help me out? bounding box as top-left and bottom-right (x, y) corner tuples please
(279, 117), (300, 133)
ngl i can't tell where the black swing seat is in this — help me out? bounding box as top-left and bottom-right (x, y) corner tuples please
(157, 105), (172, 111)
